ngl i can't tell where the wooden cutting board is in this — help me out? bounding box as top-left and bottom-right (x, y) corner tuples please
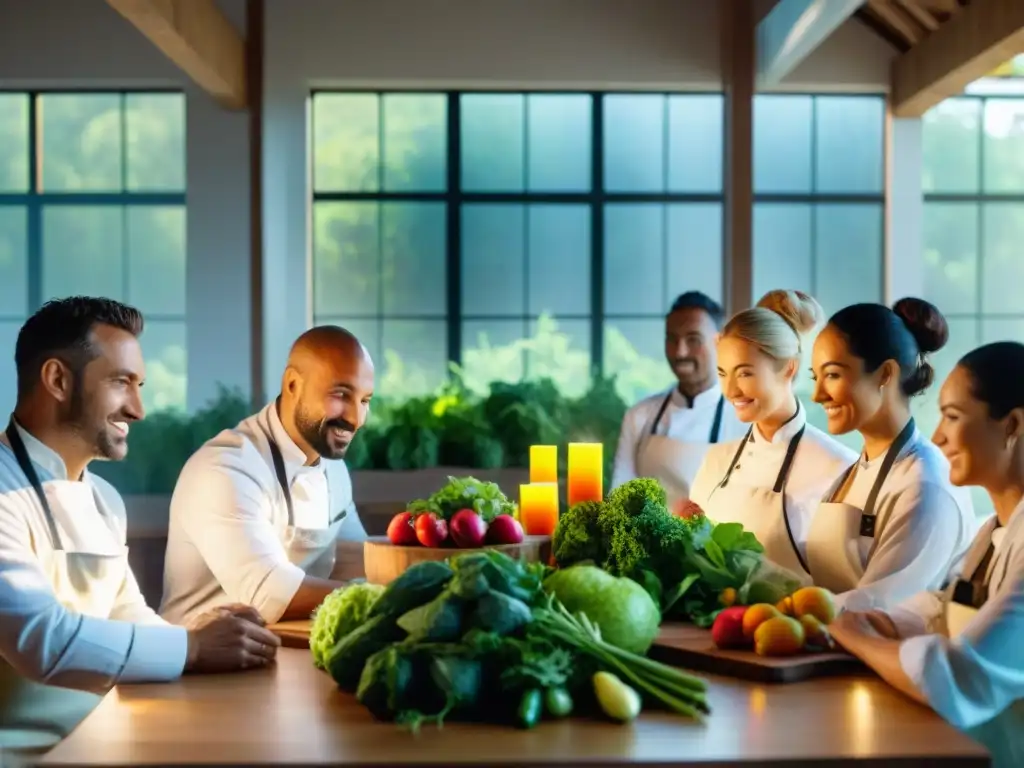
(363, 534), (551, 585)
(268, 620), (313, 649)
(649, 622), (865, 684)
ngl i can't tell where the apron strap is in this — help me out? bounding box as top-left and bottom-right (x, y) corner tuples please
(862, 417), (917, 519)
(708, 396), (725, 444)
(647, 391), (674, 436)
(633, 390), (674, 468)
(717, 429), (752, 489)
(267, 439), (296, 528)
(772, 426), (806, 493)
(6, 416), (63, 551)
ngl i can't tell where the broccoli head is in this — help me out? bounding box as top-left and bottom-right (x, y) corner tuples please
(607, 477), (668, 517)
(552, 500), (605, 567)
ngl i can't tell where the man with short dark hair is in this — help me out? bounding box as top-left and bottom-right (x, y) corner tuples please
(611, 291), (746, 506)
(0, 296), (280, 756)
(160, 325), (372, 628)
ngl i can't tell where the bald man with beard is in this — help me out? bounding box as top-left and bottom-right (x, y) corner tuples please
(159, 326), (373, 626)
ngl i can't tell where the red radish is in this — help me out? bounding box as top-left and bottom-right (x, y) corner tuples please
(415, 512), (448, 548)
(449, 509), (487, 548)
(386, 511), (419, 546)
(485, 514), (524, 545)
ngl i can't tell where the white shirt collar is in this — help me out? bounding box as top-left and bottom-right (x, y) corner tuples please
(6, 420), (82, 482)
(259, 401), (323, 480)
(669, 383), (723, 411)
(750, 400), (805, 446)
(859, 422), (920, 469)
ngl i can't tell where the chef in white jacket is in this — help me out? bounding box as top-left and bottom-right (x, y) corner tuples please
(689, 290), (857, 578)
(160, 325), (370, 628)
(807, 298), (976, 612)
(0, 297), (279, 759)
(830, 341), (1024, 768)
(611, 292), (746, 508)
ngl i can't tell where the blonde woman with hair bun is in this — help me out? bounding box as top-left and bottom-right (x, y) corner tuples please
(689, 290), (858, 580)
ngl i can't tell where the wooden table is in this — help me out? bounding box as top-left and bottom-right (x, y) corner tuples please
(36, 649), (988, 767)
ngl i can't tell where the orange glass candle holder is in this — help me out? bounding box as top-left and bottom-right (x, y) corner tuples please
(519, 482), (559, 536)
(529, 445), (558, 484)
(567, 442), (603, 507)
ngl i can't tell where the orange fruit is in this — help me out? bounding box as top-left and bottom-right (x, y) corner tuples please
(741, 603), (782, 638)
(753, 616), (806, 657)
(791, 587), (838, 624)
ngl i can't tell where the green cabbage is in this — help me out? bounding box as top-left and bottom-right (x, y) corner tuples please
(310, 582), (386, 669)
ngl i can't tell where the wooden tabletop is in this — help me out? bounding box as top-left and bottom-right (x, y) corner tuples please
(37, 648), (988, 767)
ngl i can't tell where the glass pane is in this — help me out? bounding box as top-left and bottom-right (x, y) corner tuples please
(381, 319), (448, 398)
(312, 202), (379, 317)
(0, 207), (28, 316)
(752, 203), (812, 302)
(527, 94), (591, 192)
(603, 95), (664, 192)
(526, 317), (591, 397)
(923, 98), (981, 193)
(126, 206), (186, 317)
(0, 321), (23, 414)
(981, 203), (1024, 314)
(923, 203), (978, 315)
(666, 203), (723, 309)
(982, 99), (1024, 193)
(42, 206), (124, 301)
(141, 319), (187, 413)
(461, 95), (524, 192)
(0, 94), (29, 192)
(668, 95), (723, 193)
(981, 318), (1024, 345)
(604, 204), (663, 315)
(461, 204), (524, 316)
(815, 96), (884, 194)
(814, 204), (884, 316)
(381, 202), (446, 316)
(125, 93), (185, 192)
(603, 319), (674, 404)
(527, 205), (590, 316)
(461, 319), (526, 394)
(312, 94), (379, 192)
(317, 317), (382, 372)
(39, 94), (122, 192)
(753, 95), (812, 193)
(382, 94), (446, 192)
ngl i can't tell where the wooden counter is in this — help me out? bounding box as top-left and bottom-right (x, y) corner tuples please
(37, 648), (988, 767)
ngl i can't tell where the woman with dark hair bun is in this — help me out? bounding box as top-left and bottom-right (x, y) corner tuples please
(829, 341), (1024, 768)
(805, 297), (976, 612)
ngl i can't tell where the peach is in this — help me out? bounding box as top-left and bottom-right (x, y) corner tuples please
(799, 615), (835, 652)
(741, 603), (782, 639)
(776, 595), (794, 616)
(711, 606), (750, 649)
(791, 587), (838, 624)
(753, 616), (806, 657)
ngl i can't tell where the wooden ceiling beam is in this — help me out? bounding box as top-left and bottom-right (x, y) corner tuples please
(892, 0), (1024, 117)
(105, 0), (247, 109)
(895, 0), (940, 32)
(867, 0), (924, 47)
(756, 0), (863, 88)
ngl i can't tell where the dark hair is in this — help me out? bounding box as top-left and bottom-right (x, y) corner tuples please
(15, 296), (144, 399)
(958, 341), (1024, 420)
(827, 297), (948, 398)
(668, 291), (725, 329)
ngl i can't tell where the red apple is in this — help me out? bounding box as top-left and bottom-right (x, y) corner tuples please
(711, 605), (750, 650)
(386, 511), (419, 546)
(449, 508), (487, 548)
(485, 514), (524, 545)
(414, 512), (448, 548)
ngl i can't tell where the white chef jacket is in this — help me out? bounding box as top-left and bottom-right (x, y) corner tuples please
(611, 384), (747, 489)
(159, 402), (367, 627)
(0, 425), (187, 692)
(826, 431), (977, 612)
(890, 500), (1024, 767)
(689, 405), (858, 560)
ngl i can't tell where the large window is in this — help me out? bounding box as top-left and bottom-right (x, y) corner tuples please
(0, 92), (187, 413)
(752, 94), (887, 446)
(311, 92), (725, 404)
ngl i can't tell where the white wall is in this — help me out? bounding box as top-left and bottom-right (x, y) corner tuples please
(0, 0), (254, 412)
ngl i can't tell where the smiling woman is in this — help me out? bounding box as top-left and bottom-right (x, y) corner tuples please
(688, 290), (857, 581)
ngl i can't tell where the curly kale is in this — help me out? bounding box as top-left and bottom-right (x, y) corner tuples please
(606, 477), (667, 516)
(551, 500), (605, 567)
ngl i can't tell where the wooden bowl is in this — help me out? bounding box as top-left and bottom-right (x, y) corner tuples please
(363, 535), (552, 585)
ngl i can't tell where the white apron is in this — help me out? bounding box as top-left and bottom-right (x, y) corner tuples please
(703, 422), (811, 578)
(267, 437), (346, 578)
(635, 392), (725, 507)
(805, 418), (916, 599)
(0, 420), (128, 763)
